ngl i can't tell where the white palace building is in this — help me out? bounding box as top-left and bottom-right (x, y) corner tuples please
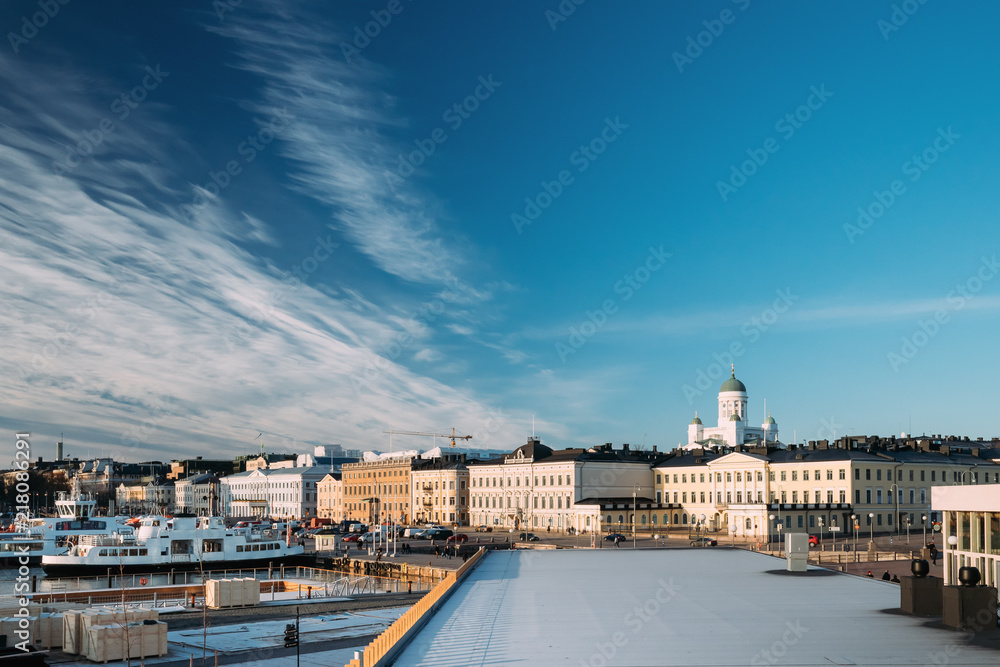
(685, 366), (779, 449)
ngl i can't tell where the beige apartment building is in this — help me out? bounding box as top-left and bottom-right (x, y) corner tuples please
(342, 455), (415, 524)
(655, 441), (1000, 543)
(316, 472), (343, 522)
(410, 457), (470, 526)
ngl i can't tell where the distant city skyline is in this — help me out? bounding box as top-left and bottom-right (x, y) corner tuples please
(2, 2), (998, 462)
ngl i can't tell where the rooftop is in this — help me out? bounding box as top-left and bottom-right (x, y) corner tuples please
(394, 549), (1000, 666)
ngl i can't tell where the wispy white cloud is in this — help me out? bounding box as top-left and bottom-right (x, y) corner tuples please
(0, 44), (527, 460)
(208, 6), (471, 288)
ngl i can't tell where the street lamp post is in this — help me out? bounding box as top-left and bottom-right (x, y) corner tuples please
(768, 513), (775, 552)
(777, 521), (783, 557)
(922, 514), (927, 546)
(632, 485), (640, 549)
(906, 516), (911, 545)
(851, 514), (857, 558)
(868, 512), (874, 546)
(818, 517), (824, 550)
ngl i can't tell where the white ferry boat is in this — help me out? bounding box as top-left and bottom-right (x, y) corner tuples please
(41, 515), (305, 575)
(0, 483), (132, 566)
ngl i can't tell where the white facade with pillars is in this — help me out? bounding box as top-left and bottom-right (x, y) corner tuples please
(933, 485), (1000, 594)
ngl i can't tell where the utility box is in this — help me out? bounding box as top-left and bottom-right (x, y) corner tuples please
(899, 576), (943, 616)
(942, 585), (998, 631)
(785, 533), (808, 572)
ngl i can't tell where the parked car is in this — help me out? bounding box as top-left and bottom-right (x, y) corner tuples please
(447, 533), (469, 543)
(424, 529), (454, 540)
(808, 534), (819, 547)
(342, 533), (361, 542)
(604, 533), (627, 542)
(476, 525), (493, 533)
(517, 532), (539, 542)
(690, 537), (718, 547)
(405, 528), (427, 539)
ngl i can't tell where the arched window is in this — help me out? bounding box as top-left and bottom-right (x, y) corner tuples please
(617, 514), (624, 524)
(641, 514), (647, 525)
(651, 514), (657, 524)
(673, 512), (679, 524)
(606, 514), (612, 524)
(746, 518), (752, 530)
(681, 514), (688, 525)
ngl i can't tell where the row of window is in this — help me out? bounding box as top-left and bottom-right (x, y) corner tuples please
(236, 543), (280, 552)
(97, 548), (148, 557)
(473, 494), (572, 509)
(473, 474), (570, 488)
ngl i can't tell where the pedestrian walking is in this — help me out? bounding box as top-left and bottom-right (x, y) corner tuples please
(614, 536), (620, 548)
(881, 570), (890, 581)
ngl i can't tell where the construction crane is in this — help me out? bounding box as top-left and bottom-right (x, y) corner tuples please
(382, 427), (473, 448)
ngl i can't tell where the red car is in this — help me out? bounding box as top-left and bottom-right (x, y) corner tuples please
(808, 534), (819, 547)
(447, 534), (468, 543)
(342, 534), (361, 542)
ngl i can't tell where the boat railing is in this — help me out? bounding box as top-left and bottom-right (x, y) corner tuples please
(78, 534), (138, 547)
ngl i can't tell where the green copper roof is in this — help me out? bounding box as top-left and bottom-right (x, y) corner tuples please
(720, 367), (746, 393)
(729, 413), (741, 421)
(766, 414), (776, 425)
(691, 414), (702, 425)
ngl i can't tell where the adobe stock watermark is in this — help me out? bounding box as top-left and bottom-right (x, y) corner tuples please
(682, 288), (798, 403)
(749, 620), (810, 665)
(180, 108), (293, 222)
(119, 396), (176, 452)
(717, 84), (833, 202)
(887, 255), (998, 372)
(223, 234), (339, 352)
(557, 245), (671, 363)
(877, 0), (930, 41)
(52, 65), (169, 176)
(843, 126), (959, 244)
(512, 116), (628, 234)
(213, 0), (243, 21)
(12, 433), (33, 652)
(351, 277), (481, 394)
(672, 0), (752, 73)
(340, 0), (411, 64)
(15, 267), (137, 381)
(545, 0), (587, 31)
(580, 577), (681, 667)
(7, 0), (70, 54)
(384, 75), (502, 192)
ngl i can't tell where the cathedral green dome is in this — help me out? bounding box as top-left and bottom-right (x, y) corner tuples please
(766, 414), (776, 425)
(729, 413), (741, 421)
(720, 366), (746, 393)
(691, 414), (702, 425)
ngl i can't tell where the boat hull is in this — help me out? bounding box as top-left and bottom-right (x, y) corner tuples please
(41, 553), (310, 576)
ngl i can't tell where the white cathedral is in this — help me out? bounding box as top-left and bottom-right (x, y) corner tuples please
(684, 366), (779, 450)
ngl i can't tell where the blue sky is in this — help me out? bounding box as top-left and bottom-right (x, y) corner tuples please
(1, 1), (998, 463)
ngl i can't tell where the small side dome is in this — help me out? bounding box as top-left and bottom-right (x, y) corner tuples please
(766, 413), (776, 425)
(691, 411), (702, 425)
(729, 413), (742, 422)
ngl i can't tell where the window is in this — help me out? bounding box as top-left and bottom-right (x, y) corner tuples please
(840, 490), (846, 502)
(683, 492), (688, 503)
(726, 472), (732, 482)
(736, 491), (742, 502)
(736, 472), (741, 482)
(769, 472), (775, 481)
(827, 490), (833, 502)
(797, 516), (803, 528)
(682, 474), (687, 483)
(803, 471), (809, 481)
(791, 491), (798, 503)
(727, 492), (732, 503)
(854, 468), (860, 480)
(876, 469), (881, 481)
(866, 469), (871, 480)
(826, 470), (833, 480)
(809, 516), (815, 527)
(855, 489), (861, 504)
(656, 491), (662, 502)
(814, 490), (821, 503)
(656, 474), (662, 484)
(780, 471), (786, 481)
(757, 472), (763, 482)
(792, 471), (797, 481)
(867, 489), (873, 503)
(700, 473), (705, 483)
